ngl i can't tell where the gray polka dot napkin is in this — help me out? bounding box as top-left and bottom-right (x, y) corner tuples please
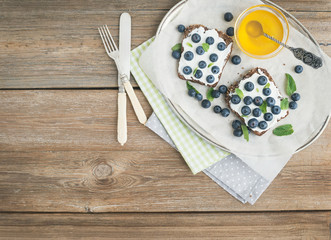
(146, 112), (270, 204)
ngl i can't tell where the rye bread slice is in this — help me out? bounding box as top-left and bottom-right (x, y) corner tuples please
(178, 24), (233, 88)
(225, 67), (289, 136)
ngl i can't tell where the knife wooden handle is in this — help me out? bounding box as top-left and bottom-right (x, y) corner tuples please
(123, 81), (147, 124)
(117, 92), (127, 146)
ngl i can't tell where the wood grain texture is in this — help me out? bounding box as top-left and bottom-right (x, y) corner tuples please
(0, 212), (330, 239)
(0, 0), (330, 89)
(0, 90), (330, 212)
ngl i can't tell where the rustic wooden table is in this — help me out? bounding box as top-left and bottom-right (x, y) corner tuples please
(0, 0), (330, 238)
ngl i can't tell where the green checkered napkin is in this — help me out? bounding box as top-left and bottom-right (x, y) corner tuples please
(131, 38), (229, 174)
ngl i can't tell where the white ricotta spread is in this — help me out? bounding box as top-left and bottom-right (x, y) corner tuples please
(178, 27), (232, 86)
(229, 69), (288, 133)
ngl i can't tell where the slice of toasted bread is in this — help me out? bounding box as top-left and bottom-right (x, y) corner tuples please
(225, 67), (289, 136)
(178, 25), (233, 88)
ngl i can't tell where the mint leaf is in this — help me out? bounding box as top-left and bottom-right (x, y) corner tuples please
(241, 115), (247, 118)
(241, 124), (249, 142)
(259, 101), (267, 114)
(186, 42), (193, 47)
(235, 88), (244, 99)
(256, 88), (259, 92)
(264, 83), (270, 89)
(280, 98), (289, 110)
(193, 67), (198, 76)
(273, 124), (294, 136)
(286, 73), (297, 96)
(171, 43), (182, 51)
(208, 63), (214, 68)
(186, 81), (200, 94)
(202, 43), (209, 52)
(207, 88), (214, 102)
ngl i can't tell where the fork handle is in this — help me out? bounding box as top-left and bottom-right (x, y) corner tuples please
(117, 92), (127, 146)
(123, 81), (147, 125)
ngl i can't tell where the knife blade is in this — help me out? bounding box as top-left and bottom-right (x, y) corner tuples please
(119, 12), (131, 92)
(117, 12), (131, 146)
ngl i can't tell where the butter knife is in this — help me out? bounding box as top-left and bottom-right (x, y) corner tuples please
(117, 13), (130, 146)
(119, 13), (147, 125)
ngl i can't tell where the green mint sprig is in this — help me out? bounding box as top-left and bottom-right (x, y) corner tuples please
(273, 124), (294, 136)
(171, 43), (182, 51)
(206, 88), (214, 101)
(286, 73), (297, 96)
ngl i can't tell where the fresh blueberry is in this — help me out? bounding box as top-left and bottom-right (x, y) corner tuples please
(289, 101), (298, 109)
(184, 51), (194, 61)
(212, 90), (221, 98)
(188, 89), (196, 97)
(243, 96), (253, 105)
(194, 69), (203, 79)
(217, 42), (226, 51)
(206, 37), (214, 45)
(218, 85), (227, 94)
(209, 53), (218, 62)
(271, 105), (281, 115)
(224, 12), (234, 22)
(248, 118), (259, 128)
(291, 93), (301, 101)
(253, 108), (262, 117)
(266, 97), (276, 107)
(206, 75), (215, 83)
(295, 65), (303, 74)
(226, 27), (234, 36)
(195, 93), (203, 101)
(177, 24), (185, 33)
(264, 113), (273, 121)
(231, 55), (241, 65)
(244, 81), (254, 92)
(199, 61), (207, 69)
(211, 66), (220, 74)
(233, 129), (243, 137)
(232, 120), (242, 130)
(263, 88), (271, 96)
(191, 33), (201, 43)
(183, 66), (192, 75)
(172, 50), (181, 59)
(213, 105), (222, 113)
(231, 95), (241, 104)
(257, 76), (267, 85)
(253, 96), (263, 106)
(241, 106), (251, 116)
(221, 108), (230, 117)
(196, 46), (205, 55)
(201, 99), (211, 108)
(258, 121), (268, 130)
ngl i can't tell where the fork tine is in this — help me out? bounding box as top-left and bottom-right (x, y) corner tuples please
(101, 25), (115, 52)
(98, 28), (112, 54)
(105, 25), (118, 51)
(98, 27), (110, 54)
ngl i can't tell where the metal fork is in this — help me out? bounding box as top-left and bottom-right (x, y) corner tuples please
(98, 25), (147, 125)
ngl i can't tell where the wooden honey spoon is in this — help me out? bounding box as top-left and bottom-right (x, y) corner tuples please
(246, 20), (323, 69)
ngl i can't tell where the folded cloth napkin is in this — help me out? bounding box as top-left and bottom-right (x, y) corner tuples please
(132, 39), (271, 204)
(146, 112), (269, 204)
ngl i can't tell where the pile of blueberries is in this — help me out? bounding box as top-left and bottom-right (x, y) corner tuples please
(230, 75), (301, 134)
(188, 84), (231, 117)
(172, 12), (242, 70)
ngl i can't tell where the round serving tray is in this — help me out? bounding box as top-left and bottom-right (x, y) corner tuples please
(156, 0), (330, 154)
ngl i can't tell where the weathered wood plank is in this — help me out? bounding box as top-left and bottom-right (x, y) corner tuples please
(0, 1), (330, 89)
(0, 90), (330, 212)
(0, 212), (330, 239)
